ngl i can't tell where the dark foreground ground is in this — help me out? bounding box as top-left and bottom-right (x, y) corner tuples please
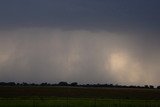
(0, 86), (160, 107)
(0, 86), (160, 99)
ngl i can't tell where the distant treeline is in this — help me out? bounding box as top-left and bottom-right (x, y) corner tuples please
(0, 82), (159, 89)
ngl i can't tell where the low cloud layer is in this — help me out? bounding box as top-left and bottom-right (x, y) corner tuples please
(0, 0), (160, 34)
(0, 28), (159, 86)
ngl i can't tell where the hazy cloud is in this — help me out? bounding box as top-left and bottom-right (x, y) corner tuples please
(0, 28), (159, 86)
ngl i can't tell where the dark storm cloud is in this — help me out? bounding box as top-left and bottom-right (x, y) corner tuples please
(0, 0), (160, 32)
(0, 1), (160, 86)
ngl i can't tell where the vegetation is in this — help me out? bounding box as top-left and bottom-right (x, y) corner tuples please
(0, 86), (160, 99)
(0, 82), (160, 107)
(0, 82), (158, 89)
(0, 98), (160, 107)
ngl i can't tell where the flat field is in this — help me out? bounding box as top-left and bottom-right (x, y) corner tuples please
(0, 86), (159, 107)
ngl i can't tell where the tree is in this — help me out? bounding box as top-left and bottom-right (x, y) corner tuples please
(58, 82), (68, 86)
(8, 82), (16, 86)
(22, 82), (28, 86)
(157, 86), (160, 89)
(41, 83), (48, 86)
(144, 85), (149, 88)
(71, 82), (78, 86)
(149, 85), (154, 89)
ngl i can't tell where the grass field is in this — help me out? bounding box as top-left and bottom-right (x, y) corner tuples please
(0, 86), (160, 107)
(0, 98), (160, 107)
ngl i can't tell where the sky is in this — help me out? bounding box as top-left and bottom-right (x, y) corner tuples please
(0, 0), (160, 86)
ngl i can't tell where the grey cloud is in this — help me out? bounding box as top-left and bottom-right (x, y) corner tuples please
(0, 0), (160, 33)
(0, 28), (160, 86)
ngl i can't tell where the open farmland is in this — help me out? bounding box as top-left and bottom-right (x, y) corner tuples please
(0, 98), (160, 107)
(0, 86), (160, 99)
(0, 86), (160, 107)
